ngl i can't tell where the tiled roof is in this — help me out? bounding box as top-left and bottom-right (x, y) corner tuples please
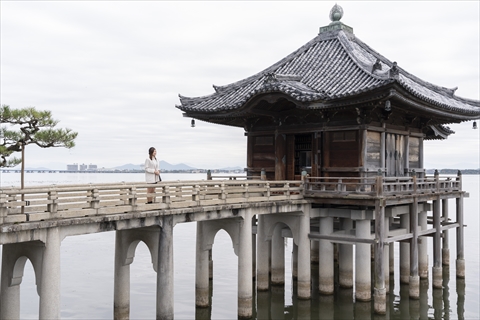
(177, 22), (480, 119)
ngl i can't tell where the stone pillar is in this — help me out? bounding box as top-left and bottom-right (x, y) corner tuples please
(409, 199), (420, 300)
(0, 244), (21, 320)
(373, 201), (386, 314)
(400, 213), (410, 284)
(297, 205), (311, 299)
(271, 225), (285, 285)
(418, 209), (429, 279)
(39, 227), (61, 320)
(238, 210), (253, 318)
(195, 221), (210, 307)
(114, 230), (131, 320)
(383, 216), (390, 292)
(355, 219), (371, 301)
(338, 218), (353, 288)
(157, 216), (174, 319)
(442, 199), (450, 265)
(456, 194), (465, 278)
(432, 198), (442, 289)
(256, 215), (269, 291)
(319, 216), (334, 295)
(252, 217), (257, 279)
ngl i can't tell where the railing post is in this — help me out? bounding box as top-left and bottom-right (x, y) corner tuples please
(434, 169), (440, 192)
(411, 169), (417, 193)
(261, 168), (266, 181)
(337, 179), (342, 192)
(47, 190), (58, 216)
(376, 169), (383, 197)
(456, 170), (462, 191)
(90, 188), (100, 211)
(220, 181), (226, 201)
(129, 186), (137, 207)
(162, 185), (171, 206)
(0, 192), (7, 224)
(207, 170), (212, 180)
(193, 184), (200, 202)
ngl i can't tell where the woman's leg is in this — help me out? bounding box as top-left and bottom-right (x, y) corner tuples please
(147, 187), (155, 203)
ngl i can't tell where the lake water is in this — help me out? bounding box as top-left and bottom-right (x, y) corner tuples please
(0, 172), (478, 319)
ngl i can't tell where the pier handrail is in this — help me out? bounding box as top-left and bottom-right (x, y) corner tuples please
(304, 173), (462, 196)
(0, 180), (304, 225)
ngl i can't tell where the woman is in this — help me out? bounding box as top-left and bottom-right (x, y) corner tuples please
(145, 147), (160, 203)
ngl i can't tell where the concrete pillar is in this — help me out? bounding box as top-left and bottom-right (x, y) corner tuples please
(456, 194), (465, 278)
(418, 209), (428, 279)
(355, 219), (371, 301)
(256, 215), (269, 291)
(409, 200), (420, 300)
(238, 210), (253, 318)
(373, 201), (386, 314)
(400, 213), (410, 284)
(0, 244), (21, 320)
(432, 198), (442, 289)
(442, 199), (450, 265)
(39, 227), (61, 320)
(383, 216), (390, 292)
(157, 216), (174, 320)
(389, 217), (395, 275)
(297, 205), (311, 299)
(338, 218), (353, 288)
(271, 225), (285, 285)
(195, 221), (210, 307)
(114, 231), (131, 320)
(318, 216), (334, 295)
(252, 217), (256, 279)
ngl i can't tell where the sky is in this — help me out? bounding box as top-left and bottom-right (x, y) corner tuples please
(1, 1), (479, 170)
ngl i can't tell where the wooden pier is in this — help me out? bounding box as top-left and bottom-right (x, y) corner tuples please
(0, 172), (466, 319)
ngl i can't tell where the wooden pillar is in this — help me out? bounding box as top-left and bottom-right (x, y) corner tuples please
(319, 216), (334, 295)
(432, 197), (442, 289)
(238, 210), (253, 318)
(442, 198), (450, 265)
(195, 221), (210, 307)
(383, 214), (390, 292)
(389, 216), (395, 276)
(373, 200), (386, 314)
(409, 198), (420, 299)
(157, 216), (174, 320)
(274, 132), (286, 180)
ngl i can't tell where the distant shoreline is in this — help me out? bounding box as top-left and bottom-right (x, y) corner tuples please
(1, 169), (479, 174)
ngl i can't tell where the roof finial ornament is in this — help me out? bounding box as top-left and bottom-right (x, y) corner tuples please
(329, 4), (344, 22)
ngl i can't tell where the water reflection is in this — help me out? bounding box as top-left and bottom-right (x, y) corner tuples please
(247, 264), (466, 320)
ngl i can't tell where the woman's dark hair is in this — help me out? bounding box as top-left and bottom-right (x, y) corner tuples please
(148, 147), (156, 160)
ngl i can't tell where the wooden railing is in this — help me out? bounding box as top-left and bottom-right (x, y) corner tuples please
(304, 173), (462, 197)
(0, 180), (304, 225)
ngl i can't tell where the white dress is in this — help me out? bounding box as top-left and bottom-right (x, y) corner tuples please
(145, 157), (160, 183)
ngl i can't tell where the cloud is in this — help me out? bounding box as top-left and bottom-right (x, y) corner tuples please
(1, 1), (479, 170)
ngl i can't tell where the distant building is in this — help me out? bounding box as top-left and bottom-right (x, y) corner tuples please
(79, 164), (87, 171)
(88, 164), (97, 171)
(67, 163), (78, 171)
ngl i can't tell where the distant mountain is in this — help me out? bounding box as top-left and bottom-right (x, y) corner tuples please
(113, 161), (196, 171)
